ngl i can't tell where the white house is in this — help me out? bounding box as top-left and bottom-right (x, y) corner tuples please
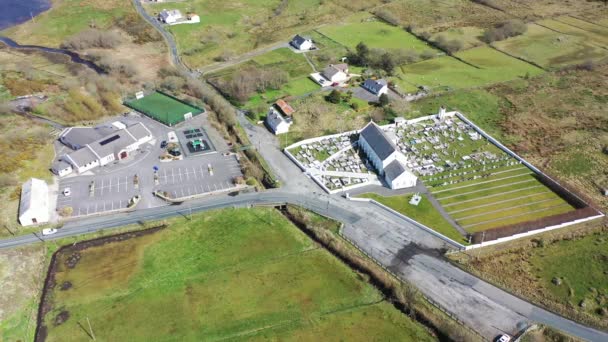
(159, 9), (183, 24)
(290, 35), (314, 51)
(57, 122), (153, 176)
(18, 178), (50, 226)
(362, 79), (388, 96)
(266, 107), (292, 135)
(358, 121), (417, 189)
(321, 63), (349, 83)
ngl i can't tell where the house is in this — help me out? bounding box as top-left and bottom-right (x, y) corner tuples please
(321, 63), (349, 83)
(18, 178), (49, 226)
(358, 121), (417, 189)
(58, 122), (153, 175)
(159, 9), (182, 24)
(290, 35), (314, 51)
(362, 79), (388, 96)
(266, 107), (292, 135)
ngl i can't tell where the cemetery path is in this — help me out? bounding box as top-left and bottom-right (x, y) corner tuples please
(422, 187), (469, 237)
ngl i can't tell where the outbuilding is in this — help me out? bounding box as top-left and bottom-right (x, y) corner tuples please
(18, 178), (50, 226)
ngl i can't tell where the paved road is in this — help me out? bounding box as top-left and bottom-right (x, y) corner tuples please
(6, 2), (603, 341)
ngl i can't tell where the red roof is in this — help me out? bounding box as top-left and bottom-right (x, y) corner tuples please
(275, 99), (295, 116)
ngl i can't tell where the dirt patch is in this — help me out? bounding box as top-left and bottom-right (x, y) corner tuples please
(59, 281), (72, 291)
(53, 310), (70, 327)
(64, 252), (81, 269)
(34, 224), (167, 342)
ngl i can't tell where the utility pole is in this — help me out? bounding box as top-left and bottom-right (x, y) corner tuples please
(86, 316), (96, 341)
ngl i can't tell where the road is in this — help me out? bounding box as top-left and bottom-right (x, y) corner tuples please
(7, 2), (603, 340)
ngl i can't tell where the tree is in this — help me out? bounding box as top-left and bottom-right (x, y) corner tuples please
(379, 93), (389, 107)
(380, 52), (395, 74)
(351, 102), (360, 110)
(326, 89), (342, 104)
(356, 42), (370, 65)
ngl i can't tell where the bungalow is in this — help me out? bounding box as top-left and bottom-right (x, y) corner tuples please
(321, 63), (349, 83)
(358, 121), (417, 189)
(159, 9), (182, 24)
(362, 79), (388, 96)
(290, 35), (314, 51)
(266, 107), (292, 135)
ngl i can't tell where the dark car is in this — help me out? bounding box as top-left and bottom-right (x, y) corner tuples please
(160, 140), (168, 149)
(168, 149), (181, 157)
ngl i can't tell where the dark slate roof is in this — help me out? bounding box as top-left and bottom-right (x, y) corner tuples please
(362, 79), (388, 95)
(291, 35), (309, 47)
(384, 160), (407, 181)
(359, 122), (397, 161)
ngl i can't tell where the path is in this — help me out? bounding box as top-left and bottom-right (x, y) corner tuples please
(198, 42), (290, 75)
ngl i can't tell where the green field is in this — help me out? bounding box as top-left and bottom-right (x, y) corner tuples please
(430, 26), (485, 50)
(433, 173), (576, 232)
(317, 15), (436, 52)
(358, 193), (467, 244)
(392, 47), (543, 93)
(124, 91), (204, 126)
(493, 23), (607, 69)
(41, 208), (434, 341)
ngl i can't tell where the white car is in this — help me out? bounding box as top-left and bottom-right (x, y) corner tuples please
(496, 334), (511, 342)
(63, 188), (71, 196)
(41, 228), (58, 236)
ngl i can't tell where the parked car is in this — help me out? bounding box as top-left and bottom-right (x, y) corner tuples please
(168, 149), (181, 157)
(41, 228), (57, 236)
(495, 334), (511, 342)
(62, 188), (71, 196)
(160, 140), (168, 149)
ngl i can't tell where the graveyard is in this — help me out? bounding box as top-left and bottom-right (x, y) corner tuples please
(285, 110), (578, 237)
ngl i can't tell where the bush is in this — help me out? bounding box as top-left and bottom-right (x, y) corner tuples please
(114, 13), (161, 44)
(326, 89), (342, 104)
(61, 29), (122, 50)
(483, 19), (527, 43)
(435, 35), (465, 54)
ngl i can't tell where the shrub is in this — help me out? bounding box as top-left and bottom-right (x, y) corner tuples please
(61, 29), (122, 50)
(483, 19), (527, 43)
(326, 89), (342, 104)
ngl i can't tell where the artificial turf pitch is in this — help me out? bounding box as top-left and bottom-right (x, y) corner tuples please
(124, 91), (204, 126)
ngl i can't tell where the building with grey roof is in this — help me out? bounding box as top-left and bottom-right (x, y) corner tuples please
(321, 63), (349, 83)
(362, 79), (388, 96)
(358, 121), (416, 189)
(55, 121), (153, 176)
(290, 35), (314, 50)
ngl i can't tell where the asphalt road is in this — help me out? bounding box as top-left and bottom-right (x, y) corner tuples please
(6, 2), (603, 341)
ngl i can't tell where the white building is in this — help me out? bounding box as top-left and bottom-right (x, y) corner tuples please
(358, 122), (417, 189)
(321, 63), (349, 83)
(18, 178), (50, 226)
(290, 35), (314, 51)
(159, 9), (183, 24)
(56, 122), (153, 176)
(266, 107), (292, 135)
(362, 79), (388, 96)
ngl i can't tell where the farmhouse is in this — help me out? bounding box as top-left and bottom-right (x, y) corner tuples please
(358, 121), (417, 189)
(56, 122), (153, 175)
(362, 79), (388, 96)
(290, 35), (314, 51)
(266, 100), (294, 135)
(18, 178), (50, 226)
(159, 9), (182, 24)
(321, 63), (349, 83)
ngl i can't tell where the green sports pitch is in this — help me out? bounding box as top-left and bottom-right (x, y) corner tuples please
(124, 91), (204, 126)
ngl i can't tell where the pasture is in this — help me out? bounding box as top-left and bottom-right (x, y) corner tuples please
(391, 47), (543, 93)
(40, 208), (434, 341)
(124, 91), (204, 126)
(317, 15), (436, 52)
(492, 23), (607, 69)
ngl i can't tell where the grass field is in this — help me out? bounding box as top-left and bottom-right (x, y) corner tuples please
(358, 193), (467, 244)
(392, 47), (543, 93)
(317, 15), (436, 52)
(41, 208), (434, 341)
(450, 223), (608, 330)
(124, 91), (203, 126)
(492, 24), (607, 69)
(432, 172), (575, 233)
(2, 0), (133, 47)
(430, 26), (485, 50)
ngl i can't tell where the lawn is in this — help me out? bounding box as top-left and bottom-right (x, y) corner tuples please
(449, 224), (608, 330)
(317, 16), (436, 52)
(391, 47), (543, 93)
(358, 193), (467, 244)
(492, 23), (607, 69)
(124, 91), (204, 126)
(2, 0), (133, 47)
(41, 208), (434, 341)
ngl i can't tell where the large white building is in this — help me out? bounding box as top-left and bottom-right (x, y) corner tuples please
(358, 121), (417, 189)
(53, 122), (153, 176)
(18, 178), (50, 226)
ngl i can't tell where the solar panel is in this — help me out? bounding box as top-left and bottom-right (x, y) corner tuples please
(99, 134), (120, 146)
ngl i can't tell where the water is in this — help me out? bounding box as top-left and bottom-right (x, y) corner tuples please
(0, 0), (51, 31)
